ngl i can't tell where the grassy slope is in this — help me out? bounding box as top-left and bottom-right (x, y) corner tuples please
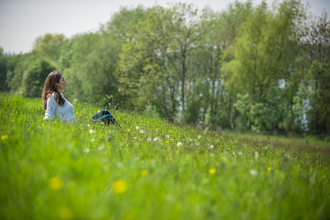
(0, 96), (329, 220)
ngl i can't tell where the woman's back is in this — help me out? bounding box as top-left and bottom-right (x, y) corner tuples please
(44, 92), (75, 122)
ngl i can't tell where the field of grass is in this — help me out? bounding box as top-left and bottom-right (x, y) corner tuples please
(1, 95), (330, 220)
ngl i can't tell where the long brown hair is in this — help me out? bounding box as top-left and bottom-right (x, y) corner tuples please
(42, 71), (65, 110)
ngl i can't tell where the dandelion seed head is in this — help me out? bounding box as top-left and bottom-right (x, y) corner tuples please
(187, 138), (193, 142)
(238, 152), (243, 156)
(165, 135), (169, 139)
(209, 145), (214, 149)
(250, 169), (258, 176)
(198, 135), (202, 139)
(83, 148), (90, 153)
(91, 138), (95, 142)
(154, 137), (159, 142)
(136, 126), (139, 130)
(255, 152), (259, 160)
(177, 142), (182, 146)
(98, 145), (105, 150)
(89, 129), (95, 134)
(147, 138), (151, 141)
(140, 130), (145, 134)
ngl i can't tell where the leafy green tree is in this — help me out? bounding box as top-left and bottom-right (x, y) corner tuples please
(118, 3), (202, 121)
(32, 33), (66, 61)
(298, 11), (330, 135)
(0, 46), (8, 91)
(21, 58), (55, 97)
(222, 0), (306, 132)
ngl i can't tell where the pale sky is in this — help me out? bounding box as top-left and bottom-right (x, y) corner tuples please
(0, 0), (329, 54)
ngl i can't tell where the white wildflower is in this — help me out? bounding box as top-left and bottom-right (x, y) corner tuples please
(140, 130), (145, 134)
(255, 152), (259, 160)
(83, 148), (90, 153)
(209, 145), (214, 149)
(89, 129), (95, 134)
(91, 138), (95, 142)
(177, 142), (182, 147)
(238, 152), (243, 156)
(154, 137), (159, 142)
(98, 145), (105, 150)
(198, 135), (202, 139)
(136, 126), (139, 130)
(250, 169), (258, 176)
(165, 135), (169, 139)
(147, 138), (151, 141)
(233, 151), (235, 155)
(87, 124), (90, 127)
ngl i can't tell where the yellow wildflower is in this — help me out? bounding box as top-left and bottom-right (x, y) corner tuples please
(161, 143), (163, 145)
(48, 177), (63, 190)
(127, 129), (130, 132)
(140, 170), (148, 176)
(267, 167), (274, 171)
(97, 110), (101, 113)
(209, 168), (216, 175)
(139, 153), (143, 156)
(112, 180), (128, 194)
(132, 137), (136, 140)
(58, 207), (73, 219)
(1, 135), (8, 140)
(220, 145), (222, 147)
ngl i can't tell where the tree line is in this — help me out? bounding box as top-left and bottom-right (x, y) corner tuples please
(0, 0), (329, 138)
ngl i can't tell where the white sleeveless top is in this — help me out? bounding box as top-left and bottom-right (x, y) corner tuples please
(44, 93), (75, 122)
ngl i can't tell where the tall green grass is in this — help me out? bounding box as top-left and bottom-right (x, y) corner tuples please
(1, 96), (329, 219)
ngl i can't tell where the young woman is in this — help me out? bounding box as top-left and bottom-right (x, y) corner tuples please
(42, 71), (120, 126)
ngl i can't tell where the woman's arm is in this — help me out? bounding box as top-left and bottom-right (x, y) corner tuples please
(44, 93), (58, 120)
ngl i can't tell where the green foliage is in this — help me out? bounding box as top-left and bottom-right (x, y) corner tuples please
(1, 96), (330, 219)
(21, 58), (55, 98)
(0, 55), (8, 91)
(2, 0), (330, 137)
(33, 33), (66, 61)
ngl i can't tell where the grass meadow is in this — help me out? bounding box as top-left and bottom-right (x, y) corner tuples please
(1, 95), (330, 220)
